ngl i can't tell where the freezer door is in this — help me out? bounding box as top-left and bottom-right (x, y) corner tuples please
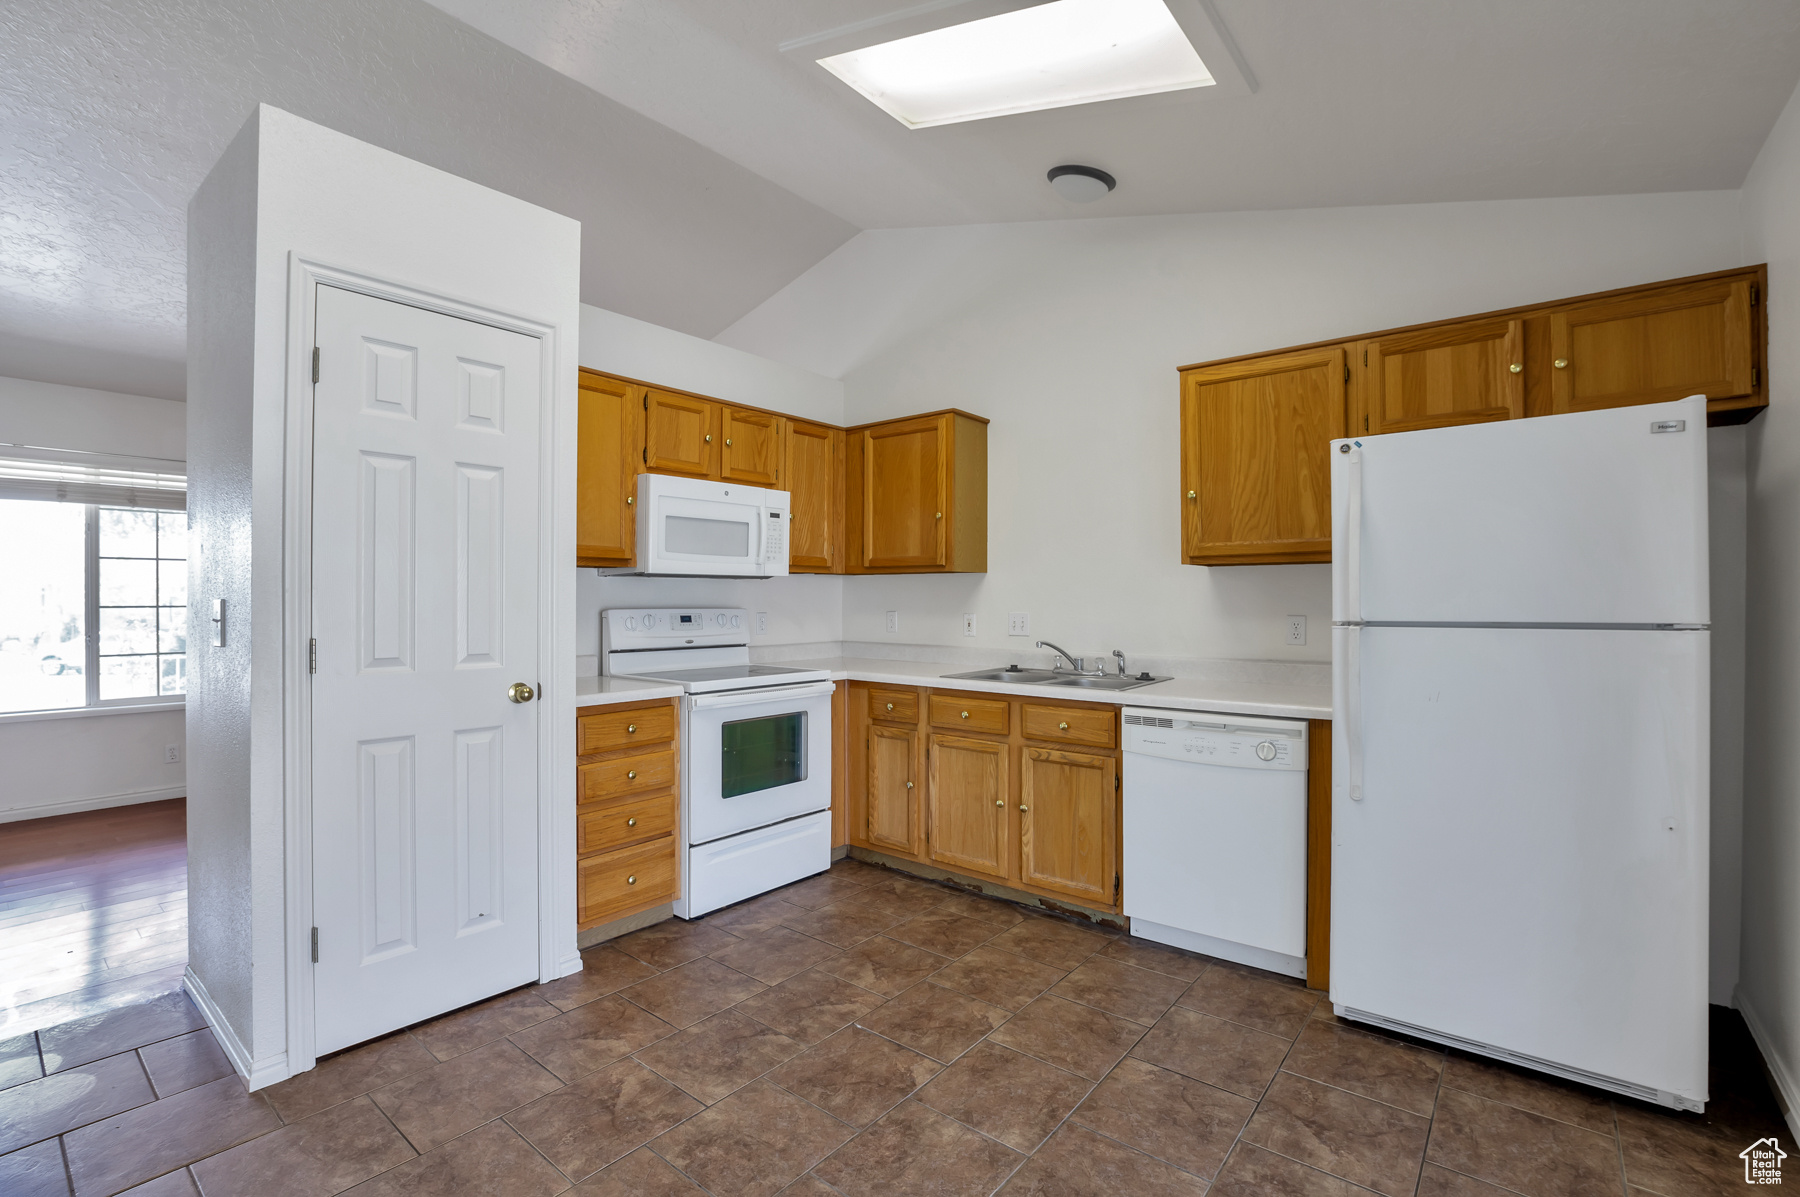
(1331, 395), (1708, 625)
(1331, 625), (1708, 1105)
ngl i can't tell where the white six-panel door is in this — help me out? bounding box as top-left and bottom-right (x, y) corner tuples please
(310, 284), (542, 1055)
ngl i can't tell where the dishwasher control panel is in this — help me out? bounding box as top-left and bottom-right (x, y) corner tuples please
(1122, 709), (1308, 770)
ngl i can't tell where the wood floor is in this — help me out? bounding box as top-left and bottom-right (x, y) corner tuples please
(0, 799), (188, 1039)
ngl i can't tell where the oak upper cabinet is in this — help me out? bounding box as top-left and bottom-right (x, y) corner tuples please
(866, 723), (921, 855)
(720, 406), (784, 487)
(1018, 746), (1118, 907)
(644, 388), (718, 478)
(1549, 276), (1758, 417)
(785, 419), (842, 573)
(926, 733), (1009, 881)
(577, 373), (643, 567)
(849, 410), (988, 573)
(1180, 346), (1345, 566)
(1362, 319), (1523, 436)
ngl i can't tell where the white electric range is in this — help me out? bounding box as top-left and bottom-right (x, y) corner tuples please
(602, 608), (833, 917)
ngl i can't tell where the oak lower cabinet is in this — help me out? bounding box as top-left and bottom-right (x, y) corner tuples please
(575, 698), (680, 929)
(1018, 747), (1118, 907)
(847, 410), (988, 573)
(927, 734), (1009, 881)
(1181, 265), (1766, 567)
(848, 682), (1122, 913)
(577, 373), (643, 567)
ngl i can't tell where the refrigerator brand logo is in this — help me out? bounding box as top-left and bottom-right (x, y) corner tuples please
(1651, 419), (1687, 434)
(1741, 1136), (1786, 1183)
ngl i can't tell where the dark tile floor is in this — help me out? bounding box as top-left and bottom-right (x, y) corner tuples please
(0, 856), (1788, 1196)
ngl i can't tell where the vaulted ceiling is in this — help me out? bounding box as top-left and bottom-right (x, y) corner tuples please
(3, 0), (1799, 402)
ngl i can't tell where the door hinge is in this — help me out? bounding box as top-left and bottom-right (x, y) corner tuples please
(1363, 348), (1368, 367)
(1751, 284), (1760, 307)
(312, 346), (320, 384)
(642, 447), (647, 464)
(1343, 365), (1350, 383)
(308, 638), (317, 674)
(1113, 874), (1121, 902)
(1753, 366), (1761, 388)
(310, 926), (319, 963)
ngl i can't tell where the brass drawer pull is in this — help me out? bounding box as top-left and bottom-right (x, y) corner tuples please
(886, 702), (894, 711)
(1554, 358), (1569, 369)
(626, 769), (637, 780)
(1058, 721), (1069, 730)
(627, 875), (637, 885)
(627, 817), (637, 828)
(1509, 363), (1522, 374)
(627, 724), (637, 733)
(960, 710), (970, 719)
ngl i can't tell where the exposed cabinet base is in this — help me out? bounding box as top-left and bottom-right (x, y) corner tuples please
(846, 846), (1127, 932)
(1130, 917), (1306, 980)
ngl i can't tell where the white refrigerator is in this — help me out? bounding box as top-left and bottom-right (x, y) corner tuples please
(1330, 394), (1710, 1112)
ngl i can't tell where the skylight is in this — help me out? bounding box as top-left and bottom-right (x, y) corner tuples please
(817, 0), (1214, 130)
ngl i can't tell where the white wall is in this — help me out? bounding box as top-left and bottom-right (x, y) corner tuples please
(0, 375), (189, 822)
(1739, 76), (1800, 1120)
(186, 105), (581, 1085)
(577, 304), (846, 666)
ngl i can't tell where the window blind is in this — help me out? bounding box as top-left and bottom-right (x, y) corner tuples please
(0, 447), (186, 511)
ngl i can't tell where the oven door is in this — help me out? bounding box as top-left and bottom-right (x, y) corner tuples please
(685, 681), (833, 844)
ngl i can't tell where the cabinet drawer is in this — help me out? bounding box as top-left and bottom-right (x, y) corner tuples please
(578, 704), (675, 755)
(1021, 703), (1117, 748)
(930, 693), (1009, 735)
(578, 794), (677, 856)
(579, 749), (676, 801)
(868, 687), (919, 724)
(578, 836), (676, 927)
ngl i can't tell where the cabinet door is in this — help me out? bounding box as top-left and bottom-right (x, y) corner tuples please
(576, 374), (642, 566)
(721, 407), (783, 487)
(867, 724), (919, 854)
(1365, 319), (1523, 435)
(1019, 747), (1117, 907)
(1550, 278), (1756, 414)
(927, 734), (1009, 881)
(861, 415), (947, 569)
(644, 389), (719, 477)
(786, 420), (841, 573)
(1181, 347), (1344, 565)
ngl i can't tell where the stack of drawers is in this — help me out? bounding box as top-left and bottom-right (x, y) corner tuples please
(575, 699), (680, 928)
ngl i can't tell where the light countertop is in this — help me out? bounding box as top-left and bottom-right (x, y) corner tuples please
(577, 656), (1330, 721)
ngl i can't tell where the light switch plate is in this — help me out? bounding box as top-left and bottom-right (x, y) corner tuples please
(884, 610), (899, 634)
(1008, 612), (1030, 636)
(963, 613), (977, 637)
(755, 611), (768, 635)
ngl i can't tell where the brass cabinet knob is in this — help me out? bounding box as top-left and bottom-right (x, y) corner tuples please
(1554, 359), (1569, 369)
(627, 817), (637, 827)
(627, 724), (636, 733)
(995, 799), (1005, 807)
(627, 875), (637, 885)
(1059, 721), (1070, 730)
(960, 710), (970, 719)
(906, 781), (914, 789)
(507, 682), (535, 703)
(627, 496), (634, 505)
(725, 438), (733, 446)
(626, 769), (637, 780)
(935, 512), (943, 519)
(705, 434), (713, 442)
(1019, 804), (1029, 812)
(886, 702), (894, 711)
(1187, 490), (1196, 499)
(1509, 363), (1522, 374)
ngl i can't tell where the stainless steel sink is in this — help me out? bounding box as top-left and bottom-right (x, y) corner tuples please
(940, 667), (1169, 691)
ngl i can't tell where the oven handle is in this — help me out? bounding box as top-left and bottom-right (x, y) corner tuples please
(688, 680), (837, 710)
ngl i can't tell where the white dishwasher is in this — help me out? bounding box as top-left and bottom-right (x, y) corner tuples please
(1122, 708), (1310, 978)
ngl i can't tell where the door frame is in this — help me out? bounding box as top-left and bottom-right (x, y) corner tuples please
(280, 253), (573, 1078)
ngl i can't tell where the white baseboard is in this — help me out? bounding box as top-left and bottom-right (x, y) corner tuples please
(185, 966), (290, 1091)
(0, 785), (185, 824)
(1736, 985), (1800, 1140)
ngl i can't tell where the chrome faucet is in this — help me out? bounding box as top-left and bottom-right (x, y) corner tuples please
(1113, 649), (1129, 677)
(1037, 640), (1103, 676)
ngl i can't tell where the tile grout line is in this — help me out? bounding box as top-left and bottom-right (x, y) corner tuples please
(1409, 1041), (1450, 1196)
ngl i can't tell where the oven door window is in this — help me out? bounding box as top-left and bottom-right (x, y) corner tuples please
(721, 711), (807, 798)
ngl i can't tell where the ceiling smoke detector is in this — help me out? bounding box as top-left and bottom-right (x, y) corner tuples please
(1047, 164), (1116, 202)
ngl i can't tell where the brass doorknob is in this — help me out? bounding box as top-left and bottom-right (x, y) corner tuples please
(507, 682), (535, 703)
(627, 875), (637, 885)
(627, 724), (637, 733)
(627, 817), (637, 827)
(1509, 363), (1522, 374)
(1554, 359), (1569, 369)
(1059, 721), (1069, 730)
(627, 770), (637, 780)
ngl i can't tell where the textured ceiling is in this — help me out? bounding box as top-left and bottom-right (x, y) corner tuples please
(0, 0), (856, 400)
(424, 0), (1800, 229)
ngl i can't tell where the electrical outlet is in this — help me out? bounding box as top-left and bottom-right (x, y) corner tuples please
(1286, 615), (1307, 646)
(165, 744), (182, 764)
(963, 613), (977, 637)
(1008, 612), (1030, 636)
(884, 610), (899, 635)
(755, 611), (768, 636)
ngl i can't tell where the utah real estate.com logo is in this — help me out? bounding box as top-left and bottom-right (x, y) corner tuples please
(1743, 1137), (1787, 1184)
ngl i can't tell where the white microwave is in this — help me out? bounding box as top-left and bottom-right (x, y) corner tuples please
(630, 474), (789, 577)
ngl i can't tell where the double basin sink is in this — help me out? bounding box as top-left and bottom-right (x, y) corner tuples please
(940, 665), (1169, 692)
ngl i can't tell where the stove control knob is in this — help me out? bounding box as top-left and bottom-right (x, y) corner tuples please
(643, 612), (656, 627)
(624, 616), (638, 631)
(715, 613), (727, 626)
(730, 614), (742, 629)
(1256, 741), (1277, 761)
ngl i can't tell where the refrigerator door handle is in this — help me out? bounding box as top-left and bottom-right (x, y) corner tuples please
(1338, 626), (1363, 801)
(1344, 451), (1363, 624)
